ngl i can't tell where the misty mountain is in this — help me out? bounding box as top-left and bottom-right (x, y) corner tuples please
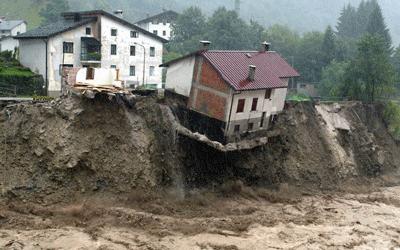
(2, 0), (400, 45)
(70, 0), (400, 45)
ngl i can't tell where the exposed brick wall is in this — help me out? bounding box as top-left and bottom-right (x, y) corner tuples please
(194, 89), (226, 121)
(62, 67), (81, 86)
(200, 60), (229, 93)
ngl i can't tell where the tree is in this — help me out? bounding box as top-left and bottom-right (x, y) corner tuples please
(392, 46), (400, 76)
(263, 24), (300, 59)
(319, 60), (349, 98)
(366, 5), (393, 54)
(321, 26), (336, 67)
(336, 4), (358, 39)
(342, 35), (395, 102)
(205, 7), (251, 50)
(39, 0), (69, 25)
(356, 0), (379, 36)
(294, 31), (325, 83)
(168, 7), (207, 54)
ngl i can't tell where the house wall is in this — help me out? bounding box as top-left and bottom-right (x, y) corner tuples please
(188, 58), (231, 121)
(11, 23), (27, 36)
(226, 81), (288, 137)
(0, 23), (27, 52)
(19, 39), (46, 77)
(0, 36), (19, 52)
(138, 22), (172, 40)
(100, 15), (163, 88)
(19, 15), (164, 97)
(47, 22), (98, 96)
(164, 56), (195, 97)
(76, 68), (122, 87)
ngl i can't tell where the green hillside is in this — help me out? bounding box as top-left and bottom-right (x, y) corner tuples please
(0, 0), (46, 29)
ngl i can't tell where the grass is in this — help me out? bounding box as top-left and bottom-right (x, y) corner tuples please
(0, 0), (45, 29)
(286, 93), (311, 102)
(384, 101), (400, 140)
(0, 67), (36, 77)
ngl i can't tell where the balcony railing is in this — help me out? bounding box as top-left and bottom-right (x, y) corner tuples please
(81, 52), (101, 62)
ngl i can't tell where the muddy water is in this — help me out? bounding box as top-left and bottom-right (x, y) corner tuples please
(1, 186), (400, 249)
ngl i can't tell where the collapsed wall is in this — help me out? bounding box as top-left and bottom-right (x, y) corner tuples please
(0, 97), (399, 202)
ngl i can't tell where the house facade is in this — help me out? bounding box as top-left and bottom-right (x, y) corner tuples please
(0, 18), (26, 52)
(16, 10), (167, 97)
(135, 10), (178, 41)
(163, 43), (299, 141)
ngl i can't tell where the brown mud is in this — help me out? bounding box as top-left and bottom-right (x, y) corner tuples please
(0, 96), (399, 249)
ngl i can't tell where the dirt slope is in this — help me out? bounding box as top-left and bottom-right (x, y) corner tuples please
(0, 97), (399, 203)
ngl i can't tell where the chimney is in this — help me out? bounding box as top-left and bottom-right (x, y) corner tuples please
(261, 41), (271, 52)
(248, 65), (256, 81)
(200, 40), (211, 50)
(0, 17), (5, 23)
(114, 10), (124, 18)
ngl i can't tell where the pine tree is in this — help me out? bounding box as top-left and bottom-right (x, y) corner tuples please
(336, 4), (358, 39)
(321, 26), (336, 67)
(343, 35), (395, 102)
(39, 0), (69, 25)
(367, 5), (393, 54)
(356, 0), (379, 37)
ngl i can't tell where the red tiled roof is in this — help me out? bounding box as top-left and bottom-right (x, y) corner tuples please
(201, 51), (300, 91)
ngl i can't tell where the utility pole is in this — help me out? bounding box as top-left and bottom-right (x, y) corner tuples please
(134, 42), (146, 87)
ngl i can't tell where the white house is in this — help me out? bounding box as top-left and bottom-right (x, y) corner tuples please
(0, 18), (26, 52)
(16, 10), (167, 97)
(162, 42), (300, 141)
(135, 10), (178, 41)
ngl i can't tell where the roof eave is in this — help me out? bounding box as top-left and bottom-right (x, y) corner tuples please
(62, 10), (169, 43)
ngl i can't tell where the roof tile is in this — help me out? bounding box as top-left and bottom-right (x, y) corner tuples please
(201, 51), (300, 91)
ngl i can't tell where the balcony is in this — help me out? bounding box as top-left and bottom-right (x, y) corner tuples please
(81, 37), (101, 63)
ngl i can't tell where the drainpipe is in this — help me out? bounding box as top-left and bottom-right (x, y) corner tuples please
(43, 39), (49, 96)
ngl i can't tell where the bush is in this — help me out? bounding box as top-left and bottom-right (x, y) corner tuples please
(383, 101), (400, 140)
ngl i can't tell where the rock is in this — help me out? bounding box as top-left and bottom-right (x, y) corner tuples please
(34, 147), (44, 157)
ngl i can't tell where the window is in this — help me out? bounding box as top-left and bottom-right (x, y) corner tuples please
(150, 47), (155, 57)
(131, 31), (139, 38)
(248, 123), (254, 131)
(86, 67), (94, 80)
(86, 27), (91, 35)
(130, 66), (136, 76)
(63, 42), (74, 53)
(149, 66), (155, 76)
(111, 28), (117, 36)
(111, 44), (117, 55)
(265, 89), (272, 99)
(111, 65), (117, 69)
(234, 125), (240, 133)
(251, 98), (258, 111)
(130, 46), (136, 56)
(163, 30), (167, 36)
(236, 99), (245, 113)
(153, 30), (158, 35)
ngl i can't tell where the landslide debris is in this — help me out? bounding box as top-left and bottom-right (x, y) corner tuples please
(0, 97), (399, 203)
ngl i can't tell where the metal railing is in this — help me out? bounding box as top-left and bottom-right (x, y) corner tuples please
(80, 52), (101, 62)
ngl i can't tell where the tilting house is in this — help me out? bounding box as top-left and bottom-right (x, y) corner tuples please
(135, 10), (178, 41)
(162, 42), (299, 142)
(0, 18), (26, 52)
(16, 10), (168, 97)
